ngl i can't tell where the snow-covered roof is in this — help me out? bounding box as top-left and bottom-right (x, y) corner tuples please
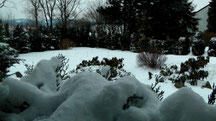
(195, 4), (210, 13)
(192, 0), (210, 12)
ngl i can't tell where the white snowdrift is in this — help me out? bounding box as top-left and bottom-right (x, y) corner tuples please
(21, 57), (61, 93)
(160, 88), (216, 121)
(1, 57), (216, 121)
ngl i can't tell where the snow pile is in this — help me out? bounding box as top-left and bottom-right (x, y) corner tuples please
(210, 37), (216, 43)
(21, 57), (61, 93)
(160, 88), (216, 121)
(1, 56), (216, 121)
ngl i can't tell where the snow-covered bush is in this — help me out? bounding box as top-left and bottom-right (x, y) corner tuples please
(29, 27), (60, 52)
(137, 49), (167, 69)
(1, 57), (216, 121)
(171, 37), (191, 55)
(0, 43), (20, 82)
(146, 37), (190, 55)
(192, 39), (206, 55)
(159, 56), (209, 87)
(56, 54), (70, 90)
(208, 37), (216, 56)
(151, 78), (164, 101)
(72, 56), (132, 81)
(24, 64), (34, 75)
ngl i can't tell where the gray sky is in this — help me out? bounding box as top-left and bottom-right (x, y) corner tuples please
(0, 0), (211, 19)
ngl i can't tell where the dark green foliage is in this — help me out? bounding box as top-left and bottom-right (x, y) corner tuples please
(29, 26), (60, 52)
(76, 56), (124, 70)
(159, 65), (178, 82)
(0, 20), (3, 43)
(192, 39), (206, 55)
(56, 54), (70, 90)
(73, 56), (131, 81)
(152, 0), (198, 40)
(0, 43), (20, 82)
(151, 79), (164, 101)
(4, 23), (10, 38)
(10, 25), (31, 53)
(122, 94), (143, 110)
(208, 83), (216, 105)
(97, 0), (123, 26)
(159, 56), (209, 87)
(207, 0), (216, 32)
(136, 37), (191, 55)
(24, 64), (34, 75)
(97, 0), (150, 50)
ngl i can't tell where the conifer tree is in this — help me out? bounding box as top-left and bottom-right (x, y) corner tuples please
(0, 21), (3, 42)
(151, 0), (198, 40)
(4, 23), (10, 38)
(0, 43), (20, 82)
(207, 0), (216, 32)
(11, 25), (31, 53)
(98, 0), (154, 50)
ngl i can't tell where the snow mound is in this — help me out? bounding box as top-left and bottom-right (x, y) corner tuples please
(2, 57), (216, 121)
(32, 72), (159, 121)
(21, 57), (61, 93)
(160, 87), (216, 121)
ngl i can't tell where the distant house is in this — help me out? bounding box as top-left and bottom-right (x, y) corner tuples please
(195, 5), (210, 32)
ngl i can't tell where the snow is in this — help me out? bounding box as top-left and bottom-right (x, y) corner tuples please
(0, 42), (9, 46)
(21, 57), (61, 93)
(2, 47), (216, 121)
(210, 37), (216, 43)
(160, 88), (216, 121)
(192, 0), (210, 11)
(8, 47), (215, 102)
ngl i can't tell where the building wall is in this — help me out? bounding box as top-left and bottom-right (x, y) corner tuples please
(196, 6), (209, 32)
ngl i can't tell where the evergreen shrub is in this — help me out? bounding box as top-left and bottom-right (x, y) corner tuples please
(0, 43), (20, 82)
(159, 56), (209, 87)
(192, 39), (206, 55)
(72, 56), (132, 81)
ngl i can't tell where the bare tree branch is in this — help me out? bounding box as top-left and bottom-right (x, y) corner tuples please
(25, 0), (40, 30)
(56, 0), (81, 32)
(83, 0), (106, 34)
(39, 0), (57, 34)
(0, 0), (7, 8)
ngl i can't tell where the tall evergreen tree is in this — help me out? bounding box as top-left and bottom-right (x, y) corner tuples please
(4, 23), (10, 38)
(207, 0), (216, 33)
(10, 25), (31, 53)
(0, 20), (3, 42)
(151, 0), (198, 40)
(98, 0), (153, 50)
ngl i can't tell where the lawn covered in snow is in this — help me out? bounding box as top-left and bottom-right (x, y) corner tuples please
(9, 47), (215, 102)
(2, 47), (215, 121)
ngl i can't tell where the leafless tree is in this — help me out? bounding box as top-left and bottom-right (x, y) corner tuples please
(84, 0), (106, 34)
(56, 0), (81, 32)
(0, 0), (7, 8)
(84, 0), (104, 23)
(26, 0), (40, 30)
(39, 0), (57, 33)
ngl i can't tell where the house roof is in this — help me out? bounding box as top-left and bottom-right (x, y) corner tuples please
(195, 4), (210, 13)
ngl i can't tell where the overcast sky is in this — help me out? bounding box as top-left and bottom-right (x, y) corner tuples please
(0, 0), (211, 19)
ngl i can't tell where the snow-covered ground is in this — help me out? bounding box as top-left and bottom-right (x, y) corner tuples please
(9, 47), (216, 102)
